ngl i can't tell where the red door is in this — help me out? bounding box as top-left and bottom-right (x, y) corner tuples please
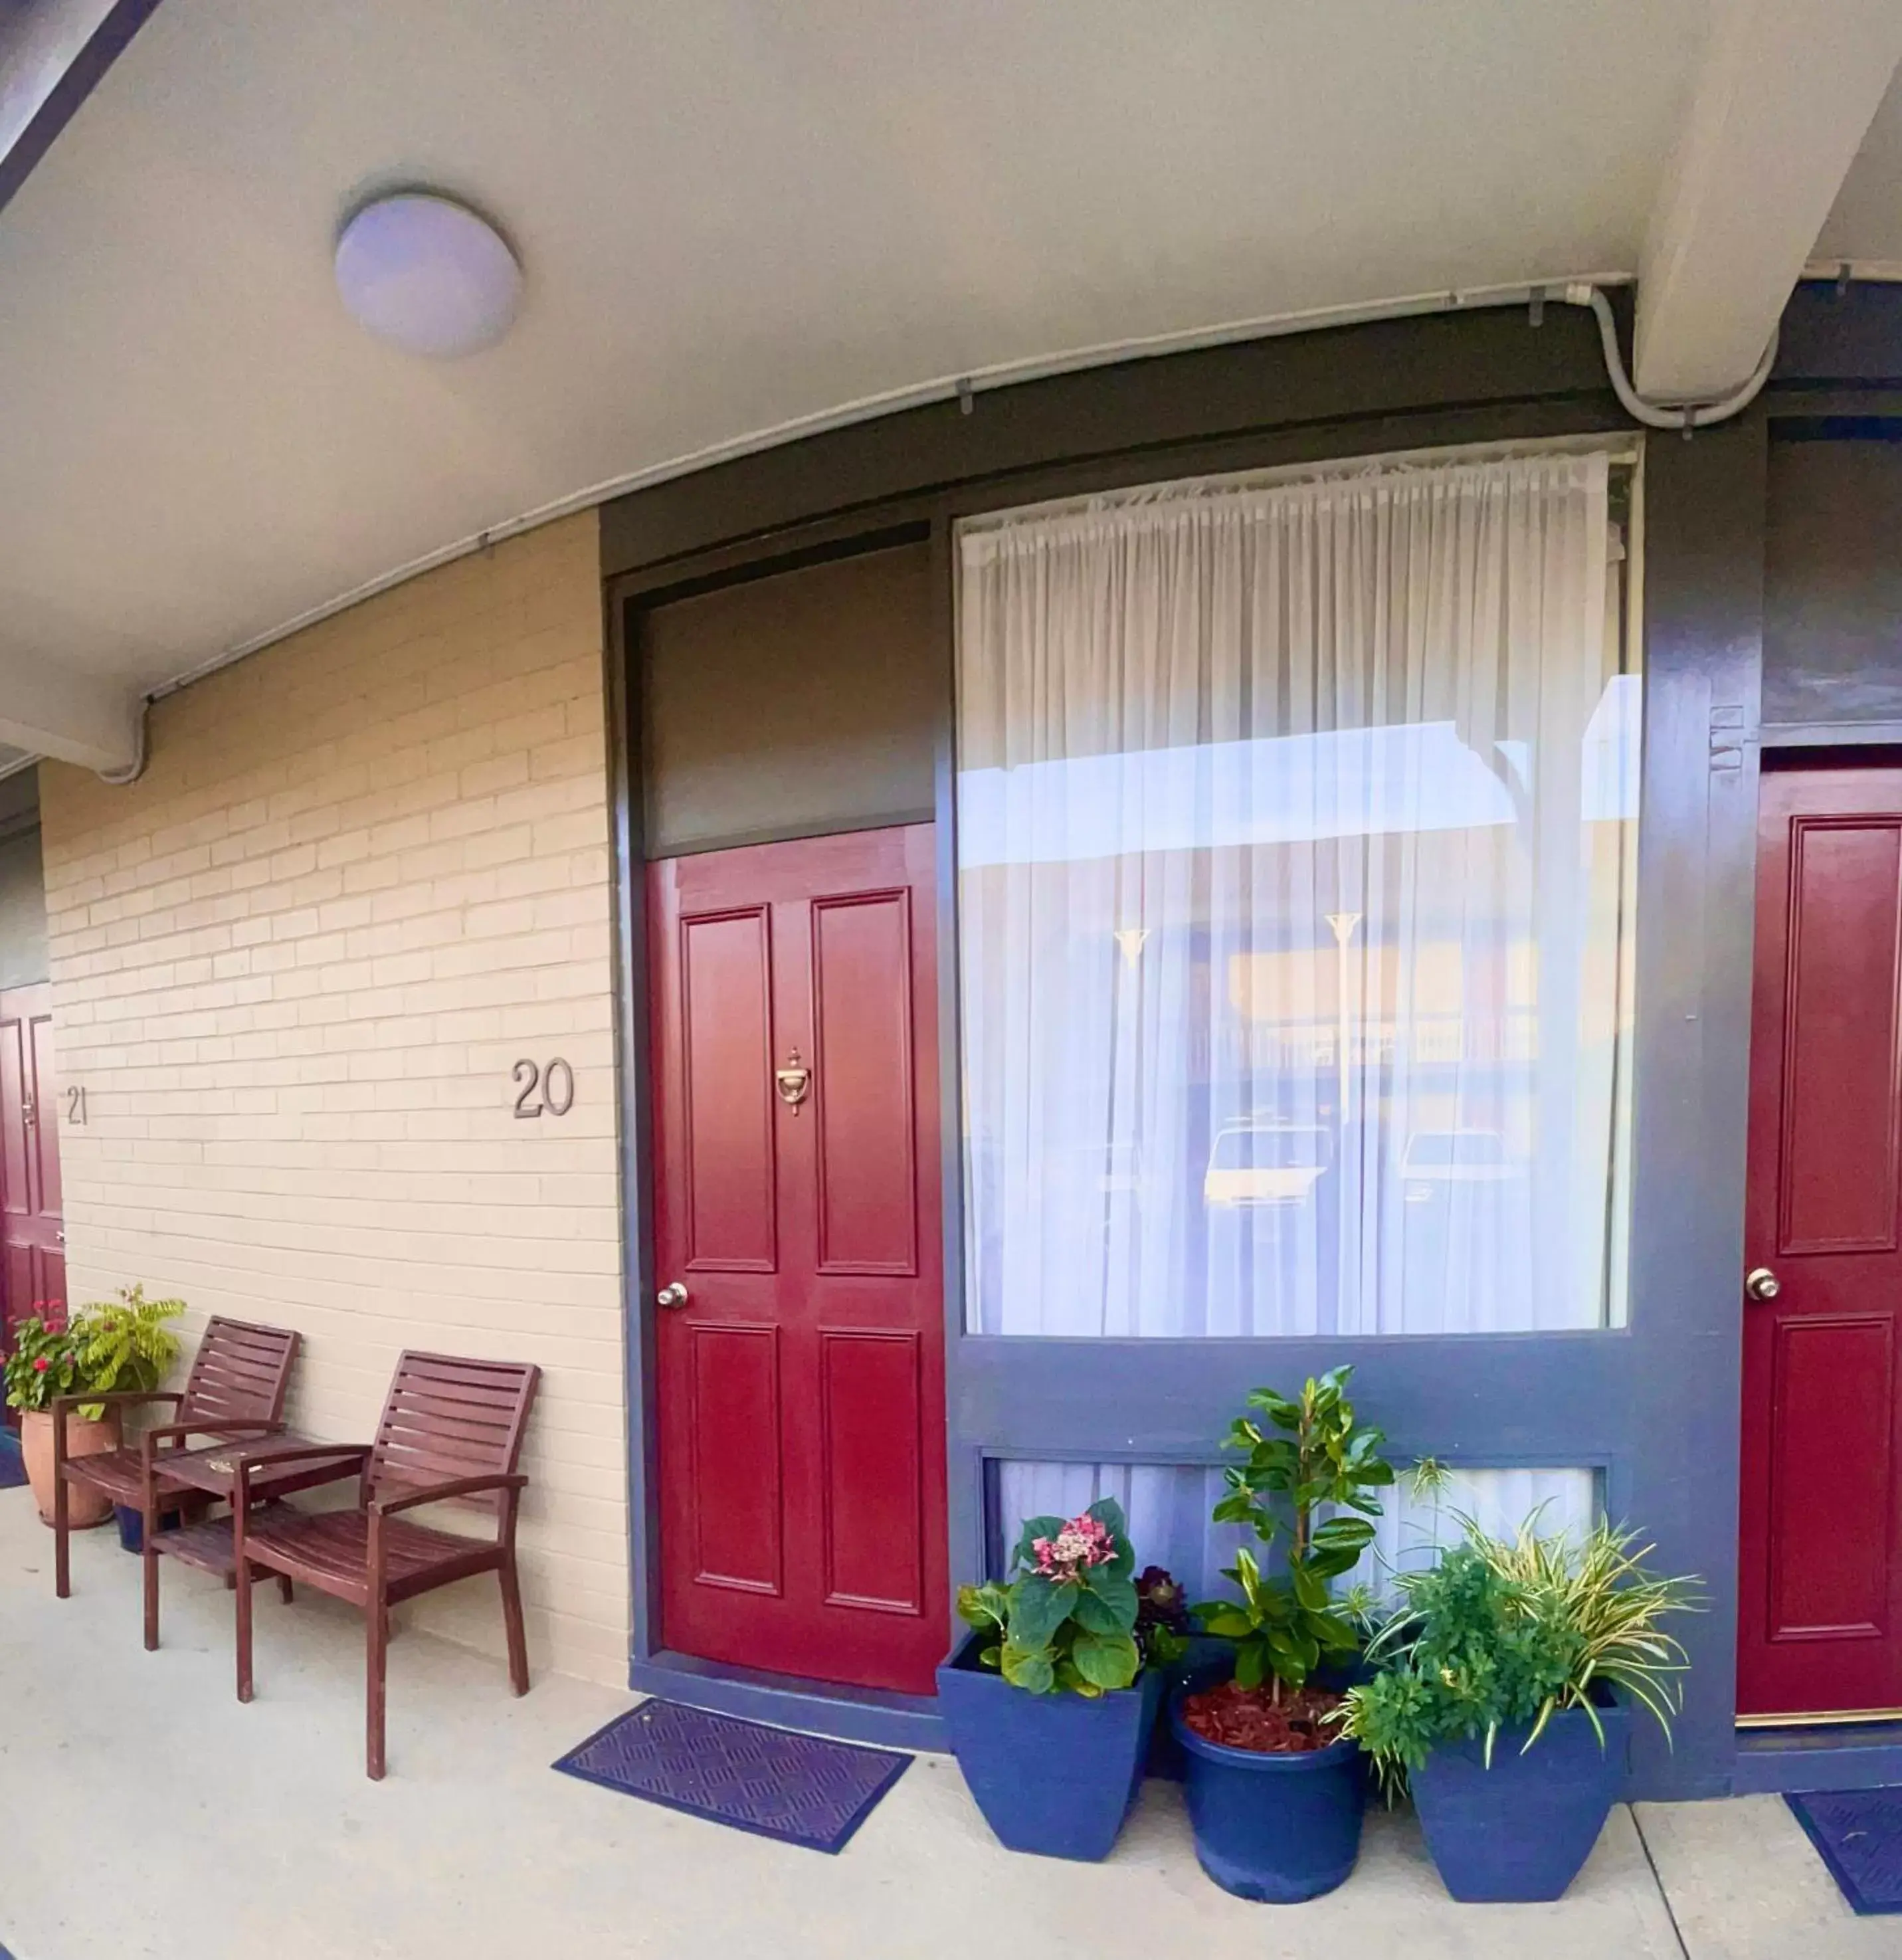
(650, 825), (947, 1694)
(1739, 762), (1902, 1719)
(0, 984), (65, 1365)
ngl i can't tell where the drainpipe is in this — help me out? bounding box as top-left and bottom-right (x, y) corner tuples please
(94, 700), (148, 785)
(1553, 284), (1778, 434)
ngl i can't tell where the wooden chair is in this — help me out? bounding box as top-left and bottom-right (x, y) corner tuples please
(230, 1351), (540, 1779)
(54, 1315), (301, 1646)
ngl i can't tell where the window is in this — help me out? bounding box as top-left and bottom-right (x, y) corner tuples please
(957, 448), (1638, 1336)
(995, 1462), (1599, 1600)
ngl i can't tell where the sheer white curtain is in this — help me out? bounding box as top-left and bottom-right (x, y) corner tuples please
(957, 449), (1636, 1338)
(997, 1461), (1597, 1603)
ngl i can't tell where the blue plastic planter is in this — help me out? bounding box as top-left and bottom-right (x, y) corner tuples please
(1410, 1701), (1631, 1902)
(1170, 1677), (1366, 1902)
(937, 1634), (1163, 1860)
(113, 1504), (181, 1554)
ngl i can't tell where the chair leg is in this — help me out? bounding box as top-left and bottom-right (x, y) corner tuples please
(367, 1594), (389, 1781)
(235, 1555), (254, 1704)
(53, 1469), (70, 1599)
(499, 1553), (529, 1697)
(142, 1517), (160, 1651)
(277, 1574), (294, 1606)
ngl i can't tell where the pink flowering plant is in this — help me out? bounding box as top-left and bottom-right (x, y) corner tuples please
(956, 1496), (1145, 1695)
(3, 1308), (82, 1415)
(3, 1284), (184, 1419)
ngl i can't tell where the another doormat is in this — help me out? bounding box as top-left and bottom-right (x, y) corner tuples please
(0, 1433), (27, 1492)
(554, 1699), (910, 1854)
(1787, 1788), (1902, 1913)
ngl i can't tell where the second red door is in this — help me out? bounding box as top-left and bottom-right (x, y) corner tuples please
(649, 826), (947, 1695)
(1739, 762), (1902, 1718)
(0, 984), (64, 1365)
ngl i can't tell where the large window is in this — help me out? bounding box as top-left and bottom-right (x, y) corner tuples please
(957, 447), (1638, 1337)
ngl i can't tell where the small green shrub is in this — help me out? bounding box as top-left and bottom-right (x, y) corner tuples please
(1336, 1515), (1701, 1794)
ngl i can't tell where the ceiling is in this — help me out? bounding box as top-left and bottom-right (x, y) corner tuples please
(2, 0), (1901, 774)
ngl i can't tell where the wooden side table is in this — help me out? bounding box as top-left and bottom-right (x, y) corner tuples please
(145, 1434), (367, 1648)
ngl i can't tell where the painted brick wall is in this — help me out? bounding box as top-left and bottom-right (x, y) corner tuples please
(37, 514), (629, 1686)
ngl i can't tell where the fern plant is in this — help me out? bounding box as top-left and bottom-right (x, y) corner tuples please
(70, 1285), (186, 1419)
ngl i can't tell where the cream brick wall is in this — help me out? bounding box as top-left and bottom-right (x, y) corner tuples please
(38, 514), (629, 1686)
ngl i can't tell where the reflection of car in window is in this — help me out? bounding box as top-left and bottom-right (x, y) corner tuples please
(1402, 1128), (1515, 1203)
(1204, 1122), (1333, 1209)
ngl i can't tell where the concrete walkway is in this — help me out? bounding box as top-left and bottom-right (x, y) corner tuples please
(0, 1490), (1883, 1960)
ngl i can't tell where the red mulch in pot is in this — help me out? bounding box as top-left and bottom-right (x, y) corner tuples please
(1181, 1679), (1345, 1754)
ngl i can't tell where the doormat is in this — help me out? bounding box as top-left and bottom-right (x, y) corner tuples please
(1786, 1788), (1902, 1913)
(554, 1699), (910, 1854)
(0, 1433), (26, 1492)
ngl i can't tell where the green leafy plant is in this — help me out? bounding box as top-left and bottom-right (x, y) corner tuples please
(1196, 1365), (1394, 1700)
(1335, 1514), (1701, 1795)
(957, 1498), (1144, 1696)
(2, 1286), (185, 1420)
(72, 1284), (185, 1407)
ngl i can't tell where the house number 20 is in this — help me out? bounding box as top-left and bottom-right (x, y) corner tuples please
(512, 1058), (575, 1119)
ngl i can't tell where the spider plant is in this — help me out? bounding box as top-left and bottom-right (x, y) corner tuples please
(1471, 1514), (1701, 1749)
(1333, 1513), (1700, 1794)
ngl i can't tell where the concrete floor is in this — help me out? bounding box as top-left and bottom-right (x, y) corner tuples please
(0, 1488), (1885, 1960)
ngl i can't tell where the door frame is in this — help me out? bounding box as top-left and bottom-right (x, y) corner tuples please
(1733, 751), (1902, 1731)
(607, 526), (962, 1749)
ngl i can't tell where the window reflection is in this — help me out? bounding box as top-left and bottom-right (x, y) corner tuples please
(957, 452), (1637, 1339)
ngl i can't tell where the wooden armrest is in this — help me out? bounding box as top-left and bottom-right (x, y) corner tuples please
(141, 1419), (280, 1461)
(370, 1472), (527, 1517)
(52, 1390), (181, 1414)
(53, 1391), (183, 1460)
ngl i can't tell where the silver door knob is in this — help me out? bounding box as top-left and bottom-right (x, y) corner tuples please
(656, 1282), (690, 1310)
(1745, 1266), (1781, 1302)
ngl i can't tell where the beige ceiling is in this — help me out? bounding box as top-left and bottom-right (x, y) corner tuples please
(0, 0), (1897, 767)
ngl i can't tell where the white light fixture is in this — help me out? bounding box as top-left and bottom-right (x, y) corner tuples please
(333, 192), (522, 358)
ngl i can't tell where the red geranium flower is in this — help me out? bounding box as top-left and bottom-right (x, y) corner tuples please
(32, 1357), (48, 1373)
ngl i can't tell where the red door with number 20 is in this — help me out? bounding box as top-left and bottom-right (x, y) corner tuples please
(650, 826), (947, 1695)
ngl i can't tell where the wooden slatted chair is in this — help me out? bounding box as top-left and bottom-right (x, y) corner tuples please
(54, 1316), (301, 1640)
(230, 1351), (540, 1779)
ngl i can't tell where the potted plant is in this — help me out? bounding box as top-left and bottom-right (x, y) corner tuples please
(939, 1498), (1186, 1860)
(1171, 1365), (1392, 1902)
(3, 1288), (185, 1529)
(1336, 1514), (1699, 1902)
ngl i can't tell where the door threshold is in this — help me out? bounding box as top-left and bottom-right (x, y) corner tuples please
(629, 1648), (946, 1753)
(1734, 1719), (1902, 1794)
(1736, 1708), (1902, 1729)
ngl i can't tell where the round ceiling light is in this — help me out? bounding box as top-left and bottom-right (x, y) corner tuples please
(333, 192), (522, 358)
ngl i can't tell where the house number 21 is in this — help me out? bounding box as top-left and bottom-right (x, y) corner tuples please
(512, 1058), (575, 1119)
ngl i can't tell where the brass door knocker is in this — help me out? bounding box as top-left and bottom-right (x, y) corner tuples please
(775, 1048), (812, 1112)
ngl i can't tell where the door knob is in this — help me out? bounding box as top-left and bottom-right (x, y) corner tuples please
(656, 1282), (690, 1311)
(1745, 1266), (1781, 1302)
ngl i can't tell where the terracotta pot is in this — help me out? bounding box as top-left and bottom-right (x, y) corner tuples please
(19, 1408), (122, 1528)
